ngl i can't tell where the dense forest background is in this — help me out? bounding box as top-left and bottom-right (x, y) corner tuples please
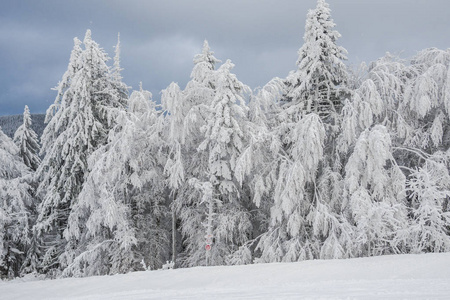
(1, 0), (450, 279)
(0, 114), (45, 139)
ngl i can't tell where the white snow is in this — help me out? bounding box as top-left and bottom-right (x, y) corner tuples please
(2, 253), (449, 299)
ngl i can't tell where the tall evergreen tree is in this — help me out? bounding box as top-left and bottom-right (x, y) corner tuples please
(12, 106), (41, 275)
(193, 60), (253, 266)
(63, 86), (169, 276)
(13, 105), (41, 171)
(257, 0), (352, 263)
(35, 30), (127, 276)
(171, 41), (222, 267)
(0, 128), (33, 278)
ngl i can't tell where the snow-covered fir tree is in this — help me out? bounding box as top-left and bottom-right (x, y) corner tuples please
(13, 105), (41, 171)
(196, 60), (253, 265)
(256, 0), (353, 263)
(0, 128), (34, 278)
(175, 54), (254, 267)
(169, 41), (222, 267)
(63, 86), (169, 276)
(11, 106), (41, 275)
(35, 30), (128, 276)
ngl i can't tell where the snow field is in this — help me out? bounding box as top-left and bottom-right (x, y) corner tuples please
(1, 252), (450, 299)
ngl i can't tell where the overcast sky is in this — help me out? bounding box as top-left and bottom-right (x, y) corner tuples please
(1, 0), (449, 116)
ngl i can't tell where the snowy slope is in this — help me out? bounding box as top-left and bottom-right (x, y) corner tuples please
(1, 253), (450, 299)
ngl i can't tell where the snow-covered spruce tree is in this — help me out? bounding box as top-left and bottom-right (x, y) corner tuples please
(0, 128), (34, 278)
(119, 87), (169, 272)
(35, 30), (127, 276)
(63, 86), (169, 276)
(12, 106), (41, 276)
(175, 39), (220, 149)
(169, 41), (220, 267)
(343, 125), (409, 257)
(179, 59), (253, 267)
(256, 0), (353, 263)
(187, 40), (220, 104)
(407, 153), (450, 253)
(13, 105), (41, 171)
(282, 0), (349, 125)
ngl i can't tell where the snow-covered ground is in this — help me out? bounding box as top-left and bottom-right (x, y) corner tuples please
(1, 253), (450, 299)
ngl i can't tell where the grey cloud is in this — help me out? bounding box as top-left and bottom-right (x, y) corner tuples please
(1, 0), (449, 116)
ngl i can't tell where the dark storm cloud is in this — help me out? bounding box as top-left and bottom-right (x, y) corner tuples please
(0, 0), (449, 116)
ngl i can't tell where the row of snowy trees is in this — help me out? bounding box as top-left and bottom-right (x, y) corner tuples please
(1, 0), (449, 279)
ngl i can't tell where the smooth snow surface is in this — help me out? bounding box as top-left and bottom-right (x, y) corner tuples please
(2, 253), (450, 299)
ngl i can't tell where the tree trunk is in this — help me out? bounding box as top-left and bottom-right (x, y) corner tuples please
(171, 204), (177, 268)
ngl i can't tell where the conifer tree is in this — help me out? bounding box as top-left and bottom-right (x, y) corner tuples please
(0, 128), (33, 278)
(175, 55), (253, 267)
(257, 0), (352, 263)
(193, 60), (253, 266)
(12, 105), (41, 275)
(13, 105), (40, 171)
(35, 30), (127, 275)
(63, 86), (169, 276)
(171, 41), (221, 267)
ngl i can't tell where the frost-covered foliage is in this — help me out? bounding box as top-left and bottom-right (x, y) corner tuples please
(256, 113), (348, 262)
(13, 106), (40, 171)
(0, 128), (33, 278)
(34, 30), (128, 276)
(407, 153), (450, 253)
(400, 49), (450, 151)
(344, 125), (409, 256)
